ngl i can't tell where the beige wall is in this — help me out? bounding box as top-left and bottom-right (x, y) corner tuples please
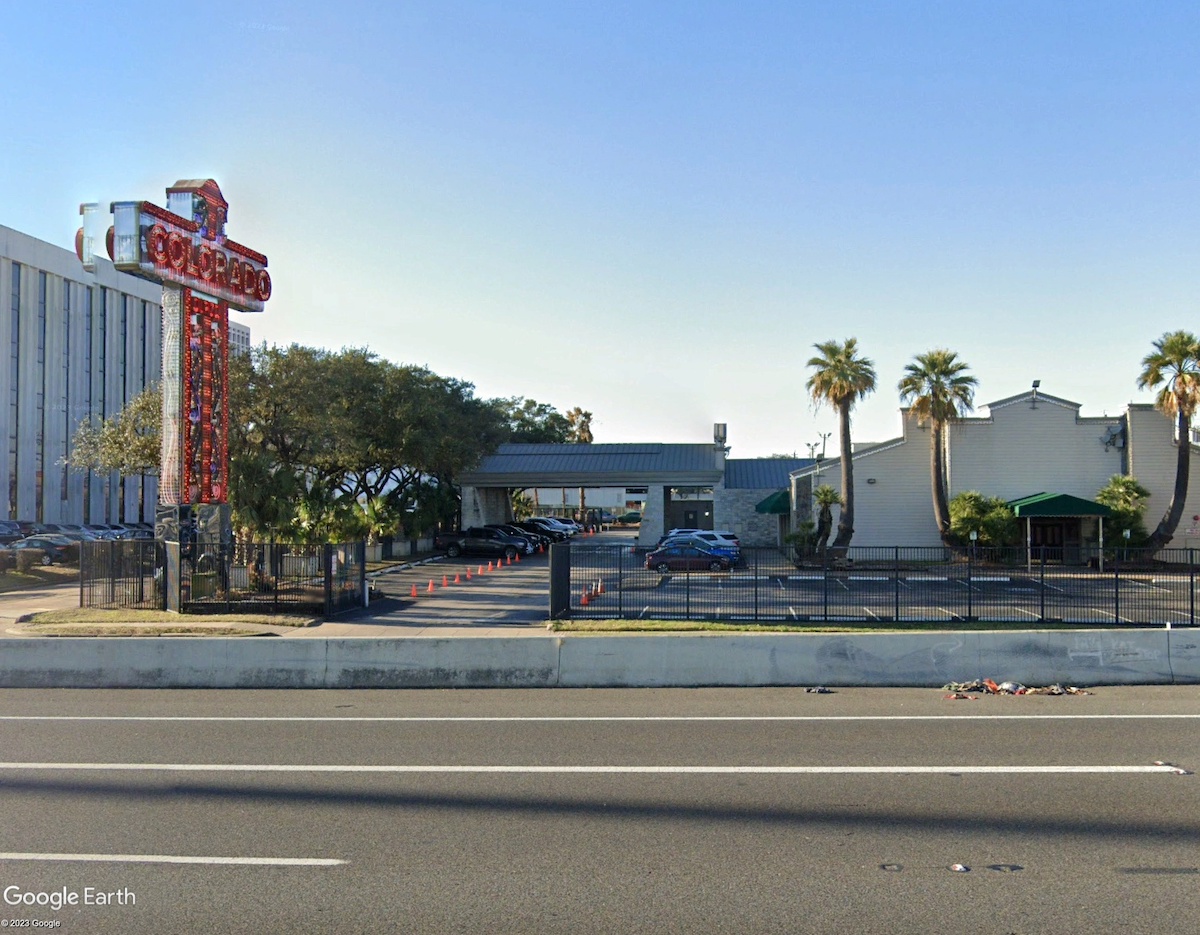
(1126, 405), (1200, 550)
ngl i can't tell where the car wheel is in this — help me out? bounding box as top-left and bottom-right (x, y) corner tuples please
(708, 560), (724, 571)
(40, 553), (53, 566)
(504, 546), (518, 560)
(655, 561), (671, 573)
(446, 544), (461, 557)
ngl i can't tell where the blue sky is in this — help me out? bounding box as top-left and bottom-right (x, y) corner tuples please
(3, 1), (1197, 457)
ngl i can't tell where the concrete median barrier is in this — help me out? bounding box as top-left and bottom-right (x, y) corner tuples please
(0, 629), (1190, 688)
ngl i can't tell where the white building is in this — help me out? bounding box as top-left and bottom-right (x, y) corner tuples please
(790, 387), (1200, 552)
(228, 318), (252, 356)
(1, 223), (163, 524)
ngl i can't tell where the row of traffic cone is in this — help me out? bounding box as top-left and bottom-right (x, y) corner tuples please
(579, 578), (605, 606)
(408, 555), (518, 598)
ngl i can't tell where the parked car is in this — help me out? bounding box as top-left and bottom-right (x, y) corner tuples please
(6, 535), (77, 565)
(643, 544), (731, 573)
(526, 517), (576, 537)
(487, 524), (551, 549)
(658, 534), (741, 564)
(615, 511), (642, 525)
(433, 528), (530, 560)
(512, 520), (568, 542)
(0, 520), (23, 545)
(660, 529), (741, 551)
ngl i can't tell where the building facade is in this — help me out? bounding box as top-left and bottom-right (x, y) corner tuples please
(789, 387), (1200, 551)
(1, 223), (164, 524)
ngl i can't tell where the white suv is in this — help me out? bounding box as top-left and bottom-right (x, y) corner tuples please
(663, 529), (740, 550)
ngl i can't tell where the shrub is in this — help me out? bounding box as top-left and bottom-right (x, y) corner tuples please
(0, 550), (13, 574)
(15, 550), (44, 573)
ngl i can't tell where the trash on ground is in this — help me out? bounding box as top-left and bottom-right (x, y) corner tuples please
(805, 686), (833, 694)
(949, 863), (970, 872)
(941, 680), (1091, 696)
(943, 692), (977, 700)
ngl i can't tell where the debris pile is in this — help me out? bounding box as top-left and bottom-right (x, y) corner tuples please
(941, 679), (1091, 699)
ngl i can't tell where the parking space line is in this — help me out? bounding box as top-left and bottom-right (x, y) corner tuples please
(0, 762), (1181, 776)
(0, 852), (345, 867)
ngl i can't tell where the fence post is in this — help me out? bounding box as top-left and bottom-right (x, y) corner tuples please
(548, 542), (571, 619)
(967, 546), (974, 620)
(1039, 548), (1046, 621)
(359, 540), (367, 607)
(893, 547), (900, 622)
(685, 567), (691, 621)
(822, 550), (829, 622)
(1113, 550), (1120, 624)
(323, 544), (333, 616)
(1191, 549), (1195, 627)
(753, 548), (759, 621)
(617, 544), (624, 619)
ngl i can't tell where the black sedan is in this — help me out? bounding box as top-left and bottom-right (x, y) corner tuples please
(6, 535), (77, 565)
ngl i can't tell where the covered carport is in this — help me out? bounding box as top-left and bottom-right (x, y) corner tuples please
(459, 442), (726, 545)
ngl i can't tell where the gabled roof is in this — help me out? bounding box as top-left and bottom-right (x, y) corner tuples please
(724, 458), (811, 489)
(1007, 492), (1112, 517)
(460, 443), (724, 487)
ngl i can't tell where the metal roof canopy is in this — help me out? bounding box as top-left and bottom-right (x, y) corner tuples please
(1007, 492), (1112, 517)
(754, 490), (791, 514)
(459, 443), (726, 488)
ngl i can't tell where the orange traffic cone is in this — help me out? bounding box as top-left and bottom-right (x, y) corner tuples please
(427, 580), (435, 593)
(442, 575), (449, 587)
(465, 568), (472, 580)
(487, 561), (494, 572)
(515, 552), (521, 562)
(506, 555), (513, 565)
(478, 565), (485, 575)
(410, 584), (418, 598)
(581, 590), (590, 606)
(537, 543), (544, 553)
(453, 573), (461, 584)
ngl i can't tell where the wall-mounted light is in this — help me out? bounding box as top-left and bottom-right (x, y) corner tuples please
(866, 478), (877, 484)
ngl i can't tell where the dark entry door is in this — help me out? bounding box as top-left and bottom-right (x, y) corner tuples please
(1030, 521), (1065, 562)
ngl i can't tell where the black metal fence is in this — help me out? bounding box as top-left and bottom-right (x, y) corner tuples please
(553, 544), (1200, 626)
(80, 540), (165, 611)
(81, 540), (367, 616)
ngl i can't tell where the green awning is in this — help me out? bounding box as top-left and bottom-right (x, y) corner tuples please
(755, 489), (791, 514)
(1007, 492), (1112, 518)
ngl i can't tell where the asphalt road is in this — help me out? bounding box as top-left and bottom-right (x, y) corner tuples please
(1, 687), (1197, 934)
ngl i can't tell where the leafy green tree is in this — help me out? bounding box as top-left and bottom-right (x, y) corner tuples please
(949, 491), (1020, 547)
(566, 407), (594, 443)
(493, 398), (572, 442)
(1095, 475), (1151, 546)
(805, 339), (877, 550)
(1136, 331), (1200, 550)
(898, 349), (978, 545)
(69, 383), (162, 476)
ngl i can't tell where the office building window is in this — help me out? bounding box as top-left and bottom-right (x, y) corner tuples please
(35, 272), (47, 521)
(62, 281), (71, 501)
(7, 262), (19, 519)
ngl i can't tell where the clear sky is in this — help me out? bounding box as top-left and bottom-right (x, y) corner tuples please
(3, 1), (1196, 457)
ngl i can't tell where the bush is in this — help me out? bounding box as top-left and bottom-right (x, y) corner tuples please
(0, 550), (13, 574)
(15, 550), (44, 573)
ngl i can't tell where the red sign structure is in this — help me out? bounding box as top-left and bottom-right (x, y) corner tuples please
(76, 179), (267, 508)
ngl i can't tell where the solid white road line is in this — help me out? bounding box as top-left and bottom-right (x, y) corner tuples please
(2, 714), (1199, 721)
(0, 762), (1182, 775)
(0, 852), (345, 866)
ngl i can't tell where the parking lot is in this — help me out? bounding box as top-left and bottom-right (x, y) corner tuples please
(567, 539), (1200, 625)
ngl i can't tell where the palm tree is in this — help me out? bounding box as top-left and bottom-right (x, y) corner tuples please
(805, 339), (877, 549)
(812, 484), (843, 554)
(897, 349), (978, 544)
(1137, 330), (1200, 550)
